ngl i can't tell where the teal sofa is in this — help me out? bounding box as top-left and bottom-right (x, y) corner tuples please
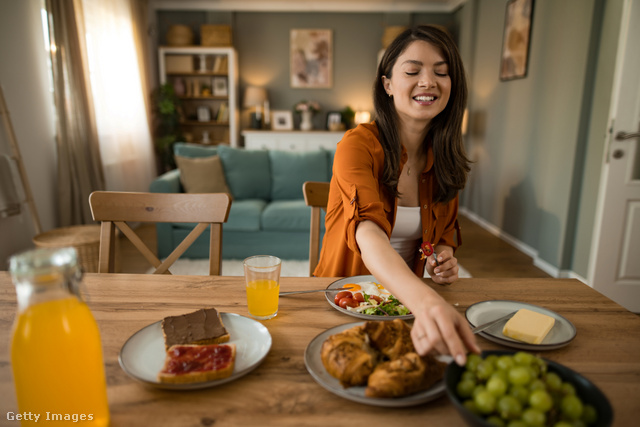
(150, 143), (331, 260)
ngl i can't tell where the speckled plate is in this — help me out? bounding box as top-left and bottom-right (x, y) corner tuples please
(119, 312), (272, 390)
(465, 300), (576, 350)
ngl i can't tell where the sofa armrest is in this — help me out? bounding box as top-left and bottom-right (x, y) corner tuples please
(150, 169), (182, 193)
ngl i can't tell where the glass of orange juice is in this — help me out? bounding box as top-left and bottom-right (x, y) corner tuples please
(243, 255), (281, 319)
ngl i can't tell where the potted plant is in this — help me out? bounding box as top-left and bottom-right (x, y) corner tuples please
(151, 83), (183, 172)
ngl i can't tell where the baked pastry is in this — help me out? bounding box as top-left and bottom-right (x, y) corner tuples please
(320, 324), (378, 387)
(158, 343), (236, 384)
(161, 307), (230, 349)
(364, 318), (414, 360)
(365, 352), (446, 398)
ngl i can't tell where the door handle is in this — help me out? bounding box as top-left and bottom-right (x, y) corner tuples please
(615, 131), (640, 141)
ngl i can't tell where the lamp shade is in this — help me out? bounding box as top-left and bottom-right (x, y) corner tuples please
(243, 86), (267, 108)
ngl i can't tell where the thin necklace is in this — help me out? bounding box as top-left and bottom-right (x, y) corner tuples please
(407, 166), (411, 176)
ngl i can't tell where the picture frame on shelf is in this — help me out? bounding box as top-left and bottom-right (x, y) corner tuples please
(271, 110), (293, 130)
(197, 106), (211, 122)
(326, 111), (344, 131)
(212, 77), (228, 96)
(290, 29), (332, 88)
(500, 0), (535, 81)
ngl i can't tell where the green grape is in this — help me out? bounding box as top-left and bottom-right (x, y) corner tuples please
(497, 395), (523, 420)
(472, 384), (487, 398)
(474, 390), (497, 415)
(581, 404), (597, 424)
(561, 394), (584, 420)
(521, 408), (546, 426)
(466, 353), (483, 372)
(552, 422), (573, 427)
(506, 421), (528, 427)
(561, 381), (577, 396)
(491, 370), (508, 383)
(486, 354), (499, 367)
(509, 385), (530, 405)
(463, 399), (481, 415)
(545, 372), (563, 391)
(462, 370), (477, 382)
(477, 360), (495, 380)
(529, 389), (553, 413)
(529, 378), (546, 391)
(486, 415), (506, 427)
(487, 376), (508, 397)
(514, 351), (535, 366)
(496, 355), (515, 371)
(508, 366), (532, 386)
(457, 379), (476, 398)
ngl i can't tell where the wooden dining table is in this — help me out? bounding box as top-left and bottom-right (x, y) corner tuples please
(1, 272), (639, 426)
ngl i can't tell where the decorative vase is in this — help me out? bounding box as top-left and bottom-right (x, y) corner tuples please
(300, 111), (313, 131)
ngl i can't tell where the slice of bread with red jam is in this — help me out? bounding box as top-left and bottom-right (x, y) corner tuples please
(158, 343), (236, 384)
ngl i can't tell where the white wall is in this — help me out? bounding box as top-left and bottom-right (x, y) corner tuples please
(0, 0), (57, 269)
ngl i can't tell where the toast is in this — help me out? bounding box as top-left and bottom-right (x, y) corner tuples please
(161, 307), (230, 349)
(158, 343), (236, 384)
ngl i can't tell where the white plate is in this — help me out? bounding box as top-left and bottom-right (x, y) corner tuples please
(304, 322), (450, 407)
(324, 275), (414, 320)
(119, 312), (272, 390)
(465, 300), (577, 351)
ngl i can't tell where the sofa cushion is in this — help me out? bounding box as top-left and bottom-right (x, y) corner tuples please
(261, 200), (311, 232)
(217, 145), (271, 200)
(173, 142), (217, 158)
(269, 150), (329, 200)
(224, 199), (266, 232)
(174, 155), (230, 194)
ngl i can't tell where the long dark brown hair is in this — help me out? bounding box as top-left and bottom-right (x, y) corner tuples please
(373, 25), (470, 203)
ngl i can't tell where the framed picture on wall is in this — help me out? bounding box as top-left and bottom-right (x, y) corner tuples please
(500, 0), (535, 81)
(271, 110), (293, 130)
(290, 29), (332, 88)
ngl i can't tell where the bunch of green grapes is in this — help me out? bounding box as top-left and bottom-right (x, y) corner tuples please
(455, 352), (598, 427)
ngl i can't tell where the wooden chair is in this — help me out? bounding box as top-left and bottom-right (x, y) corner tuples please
(89, 191), (231, 275)
(303, 181), (330, 276)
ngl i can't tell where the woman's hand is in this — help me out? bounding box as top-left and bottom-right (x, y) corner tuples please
(425, 245), (458, 285)
(409, 295), (481, 365)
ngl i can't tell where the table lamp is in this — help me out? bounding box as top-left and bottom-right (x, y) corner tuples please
(244, 86), (267, 129)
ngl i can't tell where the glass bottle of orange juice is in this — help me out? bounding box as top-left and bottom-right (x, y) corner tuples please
(9, 247), (109, 426)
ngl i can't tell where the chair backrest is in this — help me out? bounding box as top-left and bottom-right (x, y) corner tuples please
(89, 191), (231, 275)
(303, 181), (330, 276)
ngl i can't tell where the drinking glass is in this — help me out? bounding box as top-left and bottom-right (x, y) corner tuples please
(243, 255), (281, 319)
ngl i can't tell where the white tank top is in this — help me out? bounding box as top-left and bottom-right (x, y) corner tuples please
(390, 206), (422, 266)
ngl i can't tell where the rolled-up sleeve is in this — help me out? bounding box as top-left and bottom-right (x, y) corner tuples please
(332, 128), (392, 256)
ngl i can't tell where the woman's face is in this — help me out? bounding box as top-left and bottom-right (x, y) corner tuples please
(382, 40), (451, 128)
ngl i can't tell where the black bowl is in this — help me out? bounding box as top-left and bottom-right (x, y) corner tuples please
(445, 350), (613, 427)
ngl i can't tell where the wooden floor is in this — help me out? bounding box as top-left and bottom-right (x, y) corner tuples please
(117, 213), (550, 278)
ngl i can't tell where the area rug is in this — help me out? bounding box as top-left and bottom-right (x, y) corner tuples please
(153, 258), (472, 278)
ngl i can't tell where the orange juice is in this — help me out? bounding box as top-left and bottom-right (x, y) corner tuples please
(11, 297), (109, 426)
(246, 279), (279, 318)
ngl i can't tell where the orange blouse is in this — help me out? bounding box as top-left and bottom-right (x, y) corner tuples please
(313, 123), (461, 277)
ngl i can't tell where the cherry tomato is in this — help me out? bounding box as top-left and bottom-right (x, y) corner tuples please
(353, 293), (365, 303)
(334, 291), (352, 305)
(339, 297), (358, 309)
(370, 295), (383, 304)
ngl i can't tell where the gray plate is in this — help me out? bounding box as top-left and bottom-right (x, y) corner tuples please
(304, 321), (450, 407)
(465, 300), (577, 350)
(119, 312), (272, 390)
(324, 275), (414, 320)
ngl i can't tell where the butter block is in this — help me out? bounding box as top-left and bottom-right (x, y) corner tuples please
(502, 308), (555, 344)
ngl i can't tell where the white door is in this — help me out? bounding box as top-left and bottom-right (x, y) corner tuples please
(589, 0), (640, 313)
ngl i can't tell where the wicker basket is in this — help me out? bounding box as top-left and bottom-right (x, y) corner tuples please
(33, 225), (101, 273)
(201, 25), (232, 46)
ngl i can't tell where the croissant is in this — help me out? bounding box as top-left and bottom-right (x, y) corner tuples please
(365, 353), (446, 398)
(364, 319), (415, 360)
(320, 325), (377, 387)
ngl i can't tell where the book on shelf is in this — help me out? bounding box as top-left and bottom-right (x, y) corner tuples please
(216, 103), (229, 122)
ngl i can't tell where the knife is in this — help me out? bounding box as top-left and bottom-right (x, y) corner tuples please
(279, 287), (352, 296)
(471, 311), (517, 334)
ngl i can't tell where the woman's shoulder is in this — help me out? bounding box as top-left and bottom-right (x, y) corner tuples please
(338, 122), (381, 152)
